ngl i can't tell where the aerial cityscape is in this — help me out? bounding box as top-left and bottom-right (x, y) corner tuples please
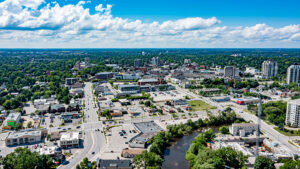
(0, 0), (300, 169)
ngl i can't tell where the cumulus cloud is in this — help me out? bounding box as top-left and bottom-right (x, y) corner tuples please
(0, 0), (299, 47)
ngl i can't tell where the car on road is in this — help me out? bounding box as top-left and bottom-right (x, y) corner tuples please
(68, 128), (71, 130)
(76, 126), (81, 129)
(91, 152), (95, 155)
(63, 129), (66, 131)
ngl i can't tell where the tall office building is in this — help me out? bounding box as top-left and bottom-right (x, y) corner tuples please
(152, 57), (161, 67)
(134, 59), (143, 67)
(262, 60), (278, 78)
(287, 64), (300, 85)
(285, 99), (300, 127)
(224, 66), (235, 77)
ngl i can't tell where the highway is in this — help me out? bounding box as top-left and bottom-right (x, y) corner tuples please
(60, 82), (106, 169)
(173, 83), (300, 155)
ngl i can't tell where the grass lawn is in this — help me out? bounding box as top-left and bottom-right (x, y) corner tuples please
(274, 127), (300, 136)
(188, 100), (217, 112)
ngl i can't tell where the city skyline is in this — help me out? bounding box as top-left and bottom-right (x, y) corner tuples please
(0, 0), (299, 48)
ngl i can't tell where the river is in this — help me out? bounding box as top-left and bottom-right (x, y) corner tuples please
(162, 132), (199, 169)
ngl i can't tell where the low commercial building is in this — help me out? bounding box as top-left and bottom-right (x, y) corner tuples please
(50, 104), (65, 113)
(236, 97), (259, 105)
(230, 123), (258, 137)
(59, 132), (80, 149)
(129, 121), (163, 148)
(61, 112), (80, 123)
(121, 149), (144, 158)
(115, 73), (141, 80)
(49, 131), (61, 141)
(5, 129), (48, 146)
(137, 78), (163, 86)
(96, 159), (132, 169)
(118, 84), (140, 94)
(172, 99), (187, 105)
(65, 78), (78, 85)
(35, 146), (63, 160)
(95, 72), (114, 80)
(3, 113), (21, 128)
(211, 96), (230, 102)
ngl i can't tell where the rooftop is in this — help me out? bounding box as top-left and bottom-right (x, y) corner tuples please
(7, 129), (43, 139)
(97, 159), (132, 168)
(5, 113), (21, 121)
(138, 78), (158, 83)
(60, 132), (79, 141)
(232, 123), (258, 127)
(134, 121), (163, 134)
(288, 99), (300, 105)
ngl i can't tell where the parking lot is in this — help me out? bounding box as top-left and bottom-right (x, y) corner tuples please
(150, 90), (186, 102)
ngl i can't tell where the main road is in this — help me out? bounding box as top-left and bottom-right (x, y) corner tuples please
(172, 82), (300, 155)
(60, 82), (106, 169)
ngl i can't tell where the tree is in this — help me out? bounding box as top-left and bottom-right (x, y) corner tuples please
(254, 156), (275, 169)
(2, 147), (53, 169)
(133, 151), (163, 168)
(280, 160), (297, 169)
(219, 126), (229, 134)
(14, 122), (23, 130)
(214, 147), (248, 169)
(27, 121), (32, 128)
(145, 100), (151, 107)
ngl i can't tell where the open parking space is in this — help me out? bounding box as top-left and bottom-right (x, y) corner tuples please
(150, 90), (186, 102)
(105, 124), (139, 154)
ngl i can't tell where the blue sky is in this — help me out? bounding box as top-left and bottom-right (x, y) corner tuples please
(0, 0), (299, 48)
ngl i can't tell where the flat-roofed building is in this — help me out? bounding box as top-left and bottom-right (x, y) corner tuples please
(5, 128), (48, 146)
(118, 84), (140, 94)
(137, 78), (163, 86)
(59, 132), (80, 149)
(230, 123), (258, 137)
(3, 113), (21, 128)
(65, 78), (78, 85)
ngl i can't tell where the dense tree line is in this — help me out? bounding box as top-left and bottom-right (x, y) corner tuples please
(186, 129), (248, 169)
(133, 109), (239, 168)
(0, 147), (53, 169)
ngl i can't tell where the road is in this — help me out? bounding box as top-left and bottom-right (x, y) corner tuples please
(60, 82), (106, 169)
(172, 83), (300, 155)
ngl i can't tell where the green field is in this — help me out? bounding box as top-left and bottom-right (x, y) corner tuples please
(274, 127), (300, 136)
(188, 100), (217, 112)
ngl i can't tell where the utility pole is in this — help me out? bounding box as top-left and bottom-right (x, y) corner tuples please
(256, 93), (262, 157)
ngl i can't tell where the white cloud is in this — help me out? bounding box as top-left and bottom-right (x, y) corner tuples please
(0, 0), (299, 48)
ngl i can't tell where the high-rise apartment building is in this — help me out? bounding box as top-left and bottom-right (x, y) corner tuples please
(134, 59), (143, 67)
(287, 64), (300, 85)
(151, 57), (161, 67)
(285, 99), (300, 127)
(224, 66), (235, 77)
(262, 60), (278, 78)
